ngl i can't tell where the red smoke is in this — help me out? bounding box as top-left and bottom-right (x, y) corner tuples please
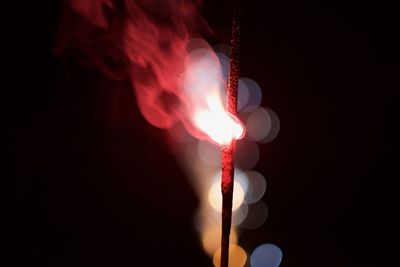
(55, 0), (208, 129)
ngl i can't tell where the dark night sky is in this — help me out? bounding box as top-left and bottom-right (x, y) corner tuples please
(5, 1), (398, 266)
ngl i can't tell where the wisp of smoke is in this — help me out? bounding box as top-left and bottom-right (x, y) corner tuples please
(55, 0), (211, 132)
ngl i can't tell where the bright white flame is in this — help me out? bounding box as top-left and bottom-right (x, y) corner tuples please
(182, 43), (245, 145)
(194, 94), (244, 145)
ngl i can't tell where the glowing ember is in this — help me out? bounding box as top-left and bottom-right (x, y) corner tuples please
(194, 94), (244, 145)
(182, 39), (245, 145)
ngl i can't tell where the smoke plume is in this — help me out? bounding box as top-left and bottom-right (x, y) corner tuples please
(55, 0), (209, 130)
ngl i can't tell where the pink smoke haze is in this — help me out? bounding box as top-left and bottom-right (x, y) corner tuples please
(55, 0), (243, 144)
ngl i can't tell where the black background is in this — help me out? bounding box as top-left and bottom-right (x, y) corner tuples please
(5, 0), (398, 266)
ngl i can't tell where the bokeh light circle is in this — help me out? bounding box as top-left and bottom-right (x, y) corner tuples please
(208, 180), (245, 212)
(184, 48), (222, 94)
(232, 203), (249, 226)
(250, 243), (282, 267)
(201, 225), (238, 256)
(240, 78), (262, 113)
(213, 244), (247, 267)
(208, 169), (248, 212)
(240, 200), (268, 230)
(216, 52), (230, 82)
(187, 38), (213, 53)
(237, 79), (250, 112)
(246, 108), (272, 142)
(236, 139), (260, 170)
(246, 107), (280, 144)
(260, 108), (280, 143)
(245, 171), (267, 204)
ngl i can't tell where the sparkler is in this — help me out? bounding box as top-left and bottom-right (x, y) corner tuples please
(220, 6), (241, 267)
(57, 1), (252, 265)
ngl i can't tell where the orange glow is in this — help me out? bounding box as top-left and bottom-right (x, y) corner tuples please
(201, 225), (238, 256)
(194, 94), (244, 145)
(212, 244), (247, 267)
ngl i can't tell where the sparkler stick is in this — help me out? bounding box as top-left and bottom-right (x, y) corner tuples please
(220, 6), (240, 267)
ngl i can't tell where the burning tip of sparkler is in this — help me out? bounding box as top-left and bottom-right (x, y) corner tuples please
(193, 94), (245, 146)
(182, 39), (245, 146)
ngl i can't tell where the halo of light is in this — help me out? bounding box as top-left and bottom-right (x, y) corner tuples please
(246, 107), (272, 142)
(259, 108), (280, 144)
(245, 171), (267, 204)
(250, 243), (283, 267)
(208, 171), (246, 212)
(212, 169), (249, 195)
(213, 244), (247, 267)
(240, 78), (262, 113)
(197, 140), (221, 167)
(232, 169), (249, 194)
(208, 180), (244, 212)
(184, 48), (222, 93)
(232, 203), (249, 226)
(201, 225), (238, 256)
(209, 202), (248, 226)
(237, 79), (250, 112)
(216, 52), (230, 82)
(240, 200), (268, 230)
(236, 139), (260, 170)
(184, 41), (246, 145)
